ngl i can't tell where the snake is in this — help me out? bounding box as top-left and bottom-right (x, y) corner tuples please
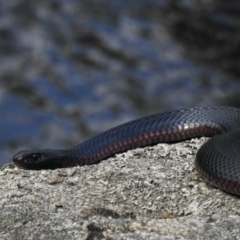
(13, 106), (240, 196)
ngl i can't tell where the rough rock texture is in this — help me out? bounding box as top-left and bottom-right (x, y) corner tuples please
(1, 138), (240, 240)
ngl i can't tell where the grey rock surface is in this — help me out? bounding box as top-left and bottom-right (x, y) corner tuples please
(1, 138), (240, 240)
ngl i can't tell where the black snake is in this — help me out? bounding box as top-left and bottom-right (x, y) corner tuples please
(13, 106), (240, 196)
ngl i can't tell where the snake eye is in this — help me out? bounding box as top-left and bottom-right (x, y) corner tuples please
(23, 153), (41, 163)
(31, 154), (41, 160)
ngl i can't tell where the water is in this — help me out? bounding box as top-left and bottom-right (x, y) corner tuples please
(1, 0), (240, 167)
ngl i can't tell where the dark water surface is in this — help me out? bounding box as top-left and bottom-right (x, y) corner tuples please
(1, 0), (240, 167)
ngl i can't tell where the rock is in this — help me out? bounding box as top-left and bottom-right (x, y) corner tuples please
(1, 137), (240, 239)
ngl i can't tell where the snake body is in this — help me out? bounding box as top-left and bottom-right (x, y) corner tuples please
(13, 106), (240, 196)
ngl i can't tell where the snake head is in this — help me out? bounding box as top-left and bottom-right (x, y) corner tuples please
(13, 149), (66, 170)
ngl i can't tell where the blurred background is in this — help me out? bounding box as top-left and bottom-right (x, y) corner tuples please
(1, 0), (240, 167)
